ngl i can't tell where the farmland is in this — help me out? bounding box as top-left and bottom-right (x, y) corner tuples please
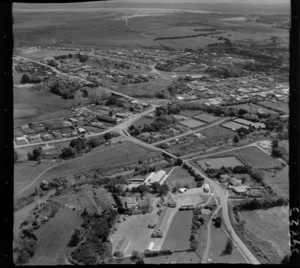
(144, 251), (201, 264)
(240, 206), (289, 259)
(28, 207), (83, 265)
(165, 167), (197, 189)
(257, 101), (289, 114)
(192, 113), (219, 123)
(179, 119), (206, 128)
(197, 156), (244, 171)
(208, 226), (246, 263)
(226, 103), (278, 115)
(162, 210), (193, 251)
(210, 146), (282, 169)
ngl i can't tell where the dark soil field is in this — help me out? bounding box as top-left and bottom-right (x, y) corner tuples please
(162, 210), (193, 251)
(165, 167), (196, 189)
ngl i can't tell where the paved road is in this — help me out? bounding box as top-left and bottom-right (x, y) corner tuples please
(121, 132), (260, 264)
(152, 118), (228, 146)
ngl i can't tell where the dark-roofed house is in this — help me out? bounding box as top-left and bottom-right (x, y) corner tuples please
(219, 174), (230, 183)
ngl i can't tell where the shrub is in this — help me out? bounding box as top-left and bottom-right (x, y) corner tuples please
(222, 237), (233, 255)
(68, 228), (81, 247)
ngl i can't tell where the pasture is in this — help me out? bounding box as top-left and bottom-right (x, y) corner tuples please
(222, 121), (248, 131)
(133, 116), (154, 127)
(198, 125), (234, 138)
(29, 207), (82, 265)
(212, 146), (282, 169)
(144, 251), (201, 264)
(208, 226), (246, 263)
(174, 194), (204, 207)
(192, 113), (219, 123)
(14, 141), (154, 197)
(162, 210), (193, 251)
(197, 156), (244, 171)
(165, 167), (197, 189)
(257, 101), (289, 114)
(240, 206), (289, 258)
(179, 119), (206, 129)
(227, 103), (278, 115)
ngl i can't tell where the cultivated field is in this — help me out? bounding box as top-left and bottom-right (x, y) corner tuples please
(208, 226), (246, 263)
(165, 167), (196, 189)
(162, 210), (193, 251)
(240, 206), (289, 258)
(197, 156), (244, 171)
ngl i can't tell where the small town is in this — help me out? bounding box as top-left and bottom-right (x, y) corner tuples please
(12, 1), (291, 266)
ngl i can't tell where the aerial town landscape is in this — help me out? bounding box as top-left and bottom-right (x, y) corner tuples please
(13, 0), (290, 265)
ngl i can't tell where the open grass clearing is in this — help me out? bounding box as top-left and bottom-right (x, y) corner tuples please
(239, 206), (289, 259)
(144, 251), (201, 264)
(198, 125), (234, 138)
(179, 119), (206, 129)
(162, 210), (193, 251)
(257, 101), (289, 114)
(197, 156), (244, 171)
(29, 206), (83, 265)
(15, 141), (155, 198)
(111, 209), (160, 256)
(173, 193), (204, 207)
(208, 226), (246, 263)
(165, 166), (196, 189)
(227, 103), (278, 115)
(192, 113), (219, 123)
(180, 110), (204, 117)
(133, 116), (154, 127)
(212, 146), (282, 169)
(262, 165), (289, 199)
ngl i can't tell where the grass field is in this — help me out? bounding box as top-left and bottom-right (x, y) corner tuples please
(181, 110), (204, 117)
(197, 156), (243, 171)
(144, 251), (201, 264)
(179, 119), (206, 128)
(208, 226), (246, 263)
(192, 113), (219, 123)
(257, 101), (289, 114)
(29, 206), (82, 265)
(198, 125), (234, 138)
(162, 210), (193, 251)
(240, 206), (289, 259)
(18, 49), (84, 60)
(14, 86), (74, 127)
(133, 117), (154, 127)
(227, 103), (278, 115)
(15, 141), (154, 197)
(174, 194), (204, 207)
(165, 167), (196, 189)
(212, 146), (282, 169)
(262, 165), (289, 199)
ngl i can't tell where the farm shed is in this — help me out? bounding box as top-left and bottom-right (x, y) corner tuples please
(229, 177), (241, 186)
(114, 237), (131, 258)
(179, 188), (187, 193)
(232, 186), (249, 194)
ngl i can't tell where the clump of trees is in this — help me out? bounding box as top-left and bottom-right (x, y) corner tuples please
(234, 197), (288, 211)
(20, 73), (41, 84)
(49, 78), (82, 99)
(222, 237), (234, 255)
(68, 228), (82, 247)
(212, 216), (222, 228)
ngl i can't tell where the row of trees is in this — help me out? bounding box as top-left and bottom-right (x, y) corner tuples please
(234, 197), (288, 211)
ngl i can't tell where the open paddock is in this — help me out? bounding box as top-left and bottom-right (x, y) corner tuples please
(198, 125), (234, 138)
(222, 121), (248, 131)
(240, 206), (289, 259)
(179, 119), (206, 129)
(197, 156), (244, 171)
(192, 113), (219, 123)
(257, 101), (289, 114)
(208, 225), (246, 263)
(226, 103), (278, 115)
(144, 251), (201, 264)
(174, 193), (204, 207)
(212, 146), (282, 169)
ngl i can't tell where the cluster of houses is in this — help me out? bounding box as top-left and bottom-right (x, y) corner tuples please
(218, 173), (249, 194)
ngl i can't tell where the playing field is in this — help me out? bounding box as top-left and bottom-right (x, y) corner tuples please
(162, 210), (193, 251)
(165, 167), (197, 189)
(197, 156), (243, 171)
(179, 119), (206, 128)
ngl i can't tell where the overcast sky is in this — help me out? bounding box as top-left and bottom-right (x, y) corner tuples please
(112, 0), (289, 3)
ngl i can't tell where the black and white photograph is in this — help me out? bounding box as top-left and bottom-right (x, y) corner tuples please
(8, 0), (296, 265)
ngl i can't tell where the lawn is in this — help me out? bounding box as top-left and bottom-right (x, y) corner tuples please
(208, 226), (246, 263)
(198, 125), (234, 138)
(165, 167), (197, 189)
(174, 194), (204, 207)
(179, 119), (206, 129)
(29, 206), (83, 265)
(240, 206), (289, 259)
